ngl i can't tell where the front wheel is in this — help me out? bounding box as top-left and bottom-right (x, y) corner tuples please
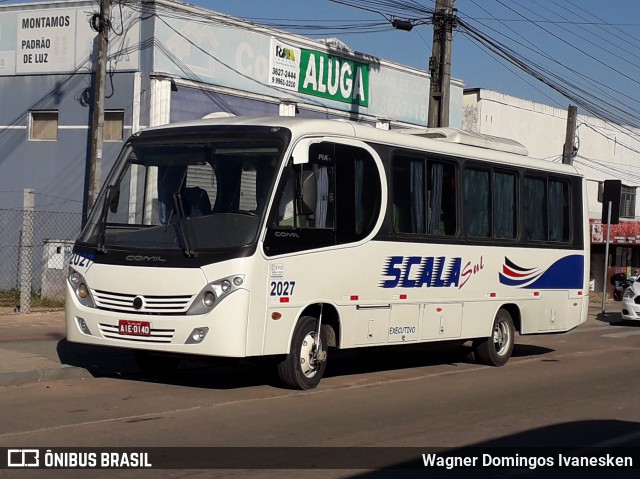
(277, 316), (328, 390)
(473, 309), (515, 367)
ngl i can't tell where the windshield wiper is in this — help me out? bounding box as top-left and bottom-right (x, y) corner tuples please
(172, 192), (196, 257)
(96, 185), (113, 254)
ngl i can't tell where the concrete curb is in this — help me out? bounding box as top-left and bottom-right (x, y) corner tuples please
(0, 347), (90, 387)
(0, 365), (89, 387)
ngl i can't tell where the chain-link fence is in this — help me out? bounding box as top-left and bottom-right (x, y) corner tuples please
(0, 194), (82, 315)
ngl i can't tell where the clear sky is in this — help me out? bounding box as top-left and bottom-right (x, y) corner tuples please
(2, 0), (638, 126)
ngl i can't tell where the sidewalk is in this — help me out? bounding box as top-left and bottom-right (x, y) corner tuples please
(0, 309), (136, 387)
(0, 298), (625, 388)
(0, 309), (85, 386)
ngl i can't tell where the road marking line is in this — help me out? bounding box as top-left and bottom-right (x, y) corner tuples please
(602, 331), (640, 338)
(566, 326), (613, 334)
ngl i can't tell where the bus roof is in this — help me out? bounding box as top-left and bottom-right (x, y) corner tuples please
(138, 116), (581, 177)
(396, 127), (529, 156)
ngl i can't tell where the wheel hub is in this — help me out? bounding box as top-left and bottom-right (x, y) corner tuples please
(493, 321), (510, 355)
(299, 332), (323, 378)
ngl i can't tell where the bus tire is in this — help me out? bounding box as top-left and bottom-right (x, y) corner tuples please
(473, 309), (514, 367)
(133, 350), (181, 374)
(277, 316), (328, 390)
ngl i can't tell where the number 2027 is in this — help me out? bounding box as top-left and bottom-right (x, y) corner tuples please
(270, 281), (296, 296)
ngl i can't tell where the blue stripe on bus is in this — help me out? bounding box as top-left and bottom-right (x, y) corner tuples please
(499, 255), (584, 289)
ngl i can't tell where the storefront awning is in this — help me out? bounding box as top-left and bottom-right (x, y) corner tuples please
(590, 219), (640, 244)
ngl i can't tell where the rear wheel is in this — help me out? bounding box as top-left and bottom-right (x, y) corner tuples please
(133, 350), (181, 374)
(473, 309), (514, 367)
(277, 316), (328, 390)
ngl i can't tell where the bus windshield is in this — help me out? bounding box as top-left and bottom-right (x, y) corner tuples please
(79, 133), (286, 254)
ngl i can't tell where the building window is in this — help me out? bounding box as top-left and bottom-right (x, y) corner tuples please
(104, 110), (124, 141)
(621, 186), (636, 218)
(29, 110), (58, 141)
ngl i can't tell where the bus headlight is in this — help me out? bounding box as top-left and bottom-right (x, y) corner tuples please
(187, 275), (246, 315)
(203, 291), (216, 308)
(68, 267), (95, 308)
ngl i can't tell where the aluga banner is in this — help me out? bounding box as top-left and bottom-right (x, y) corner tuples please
(269, 38), (369, 107)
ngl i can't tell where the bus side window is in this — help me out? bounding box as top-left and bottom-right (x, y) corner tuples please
(265, 142), (381, 256)
(463, 167), (490, 238)
(334, 144), (381, 244)
(524, 176), (548, 241)
(272, 161), (333, 229)
(433, 161), (457, 236)
(391, 155), (456, 236)
(549, 179), (570, 242)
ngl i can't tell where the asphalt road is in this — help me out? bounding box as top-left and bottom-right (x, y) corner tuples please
(1, 305), (640, 479)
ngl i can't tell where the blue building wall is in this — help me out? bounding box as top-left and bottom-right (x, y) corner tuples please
(0, 73), (135, 213)
(0, 72), (135, 291)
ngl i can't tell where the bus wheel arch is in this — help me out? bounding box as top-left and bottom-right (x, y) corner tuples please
(473, 307), (516, 367)
(500, 303), (521, 333)
(298, 302), (340, 348)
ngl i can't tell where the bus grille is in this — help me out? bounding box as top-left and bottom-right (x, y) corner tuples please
(92, 290), (194, 315)
(98, 323), (174, 343)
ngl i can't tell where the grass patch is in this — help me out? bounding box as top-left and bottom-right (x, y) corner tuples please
(0, 290), (64, 309)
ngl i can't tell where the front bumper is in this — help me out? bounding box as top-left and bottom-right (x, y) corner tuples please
(65, 287), (251, 357)
(621, 299), (640, 321)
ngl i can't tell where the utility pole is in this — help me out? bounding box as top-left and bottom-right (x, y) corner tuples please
(87, 0), (110, 215)
(562, 104), (578, 165)
(428, 0), (456, 128)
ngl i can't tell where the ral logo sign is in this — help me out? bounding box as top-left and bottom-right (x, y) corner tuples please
(268, 39), (369, 106)
(380, 255), (485, 289)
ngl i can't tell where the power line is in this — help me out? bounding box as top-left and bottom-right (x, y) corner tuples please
(577, 122), (640, 157)
(511, 0), (640, 74)
(533, 0), (640, 62)
(564, 0), (640, 50)
(460, 8), (640, 114)
(457, 19), (640, 129)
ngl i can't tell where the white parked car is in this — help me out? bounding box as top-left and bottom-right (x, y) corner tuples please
(622, 278), (640, 321)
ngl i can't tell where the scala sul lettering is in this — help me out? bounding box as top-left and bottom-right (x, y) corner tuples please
(380, 255), (484, 289)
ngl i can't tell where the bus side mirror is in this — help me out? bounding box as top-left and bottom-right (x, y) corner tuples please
(295, 167), (317, 215)
(109, 188), (120, 214)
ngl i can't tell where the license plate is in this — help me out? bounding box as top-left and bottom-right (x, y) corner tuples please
(118, 320), (151, 336)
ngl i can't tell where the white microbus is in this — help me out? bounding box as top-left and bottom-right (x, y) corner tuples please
(66, 116), (589, 389)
